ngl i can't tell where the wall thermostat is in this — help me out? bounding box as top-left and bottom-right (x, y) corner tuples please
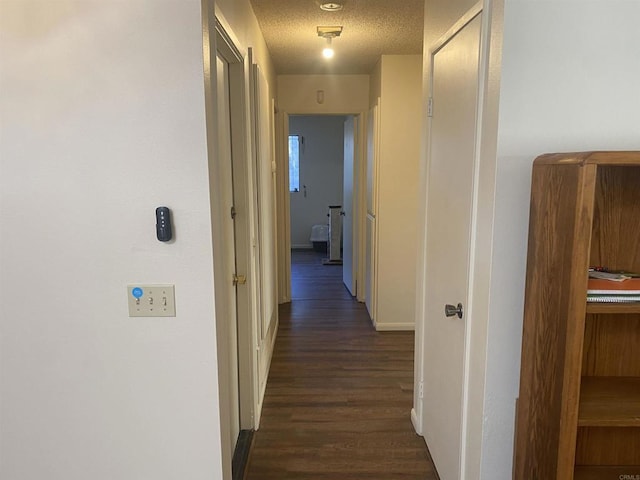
(156, 206), (172, 242)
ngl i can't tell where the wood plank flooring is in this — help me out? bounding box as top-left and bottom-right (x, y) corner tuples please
(245, 249), (438, 480)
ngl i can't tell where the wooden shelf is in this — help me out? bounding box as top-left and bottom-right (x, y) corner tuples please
(586, 302), (640, 314)
(574, 466), (640, 479)
(515, 155), (640, 478)
(579, 377), (640, 427)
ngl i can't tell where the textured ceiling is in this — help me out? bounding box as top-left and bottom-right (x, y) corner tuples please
(249, 0), (424, 75)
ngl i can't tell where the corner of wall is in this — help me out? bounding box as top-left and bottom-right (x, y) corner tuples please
(369, 58), (382, 108)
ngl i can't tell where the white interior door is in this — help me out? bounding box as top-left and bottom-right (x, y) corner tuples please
(215, 52), (240, 453)
(342, 116), (356, 296)
(423, 13), (481, 480)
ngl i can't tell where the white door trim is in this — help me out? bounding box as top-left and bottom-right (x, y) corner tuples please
(206, 12), (261, 445)
(214, 20), (259, 435)
(275, 110), (291, 304)
(364, 101), (380, 322)
(342, 115), (357, 296)
(356, 112), (368, 303)
(276, 111), (366, 304)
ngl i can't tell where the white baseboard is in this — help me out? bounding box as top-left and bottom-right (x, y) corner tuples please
(291, 244), (313, 249)
(411, 407), (423, 436)
(374, 322), (415, 331)
(255, 316), (279, 429)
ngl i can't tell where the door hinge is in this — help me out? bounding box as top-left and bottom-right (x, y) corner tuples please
(232, 274), (246, 286)
(230, 205), (236, 219)
(418, 381), (424, 399)
(427, 97), (433, 118)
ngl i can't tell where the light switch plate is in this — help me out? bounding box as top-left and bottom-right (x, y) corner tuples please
(127, 284), (176, 317)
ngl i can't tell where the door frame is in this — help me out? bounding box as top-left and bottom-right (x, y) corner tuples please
(276, 111), (366, 304)
(364, 100), (380, 317)
(203, 9), (260, 477)
(214, 20), (258, 434)
(412, 1), (502, 478)
(342, 115), (358, 296)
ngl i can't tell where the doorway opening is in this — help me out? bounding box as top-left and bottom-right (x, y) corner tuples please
(287, 114), (359, 299)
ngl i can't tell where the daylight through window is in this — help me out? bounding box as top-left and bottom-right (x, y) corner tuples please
(289, 135), (300, 192)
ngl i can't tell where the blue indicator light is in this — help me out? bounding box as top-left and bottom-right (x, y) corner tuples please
(132, 287), (144, 299)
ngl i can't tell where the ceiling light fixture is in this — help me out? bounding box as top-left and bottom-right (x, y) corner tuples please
(317, 1), (346, 12)
(317, 26), (342, 60)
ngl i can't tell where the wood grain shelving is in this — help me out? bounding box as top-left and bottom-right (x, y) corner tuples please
(574, 466), (640, 480)
(586, 303), (640, 314)
(578, 377), (640, 427)
(515, 152), (640, 479)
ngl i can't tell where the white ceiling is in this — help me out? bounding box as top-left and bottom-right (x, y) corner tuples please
(249, 0), (424, 75)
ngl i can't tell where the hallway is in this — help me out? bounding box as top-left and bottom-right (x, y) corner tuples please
(245, 250), (437, 479)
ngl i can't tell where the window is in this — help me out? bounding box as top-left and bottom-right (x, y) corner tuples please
(288, 135), (300, 192)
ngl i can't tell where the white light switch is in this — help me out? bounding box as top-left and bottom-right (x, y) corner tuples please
(127, 285), (175, 317)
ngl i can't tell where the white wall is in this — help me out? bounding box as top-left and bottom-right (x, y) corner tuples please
(1, 1), (280, 478)
(278, 75), (370, 114)
(482, 1), (640, 477)
(372, 55), (423, 331)
(289, 116), (346, 248)
(369, 60), (382, 107)
(0, 2), (223, 479)
(215, 0), (275, 87)
(276, 74), (369, 303)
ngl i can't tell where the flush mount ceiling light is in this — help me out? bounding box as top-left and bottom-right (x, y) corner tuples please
(316, 1), (346, 11)
(317, 26), (343, 38)
(317, 26), (342, 60)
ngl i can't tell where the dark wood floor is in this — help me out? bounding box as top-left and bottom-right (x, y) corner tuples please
(245, 249), (438, 480)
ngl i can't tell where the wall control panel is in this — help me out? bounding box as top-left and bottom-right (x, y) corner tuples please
(127, 285), (176, 317)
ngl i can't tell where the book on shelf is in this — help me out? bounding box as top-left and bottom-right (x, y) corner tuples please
(587, 276), (640, 303)
(587, 277), (640, 295)
(588, 271), (631, 282)
(587, 294), (640, 303)
(588, 268), (640, 279)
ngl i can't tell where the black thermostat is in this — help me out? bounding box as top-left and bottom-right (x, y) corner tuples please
(156, 206), (173, 242)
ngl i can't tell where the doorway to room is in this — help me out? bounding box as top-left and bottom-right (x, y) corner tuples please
(287, 114), (357, 297)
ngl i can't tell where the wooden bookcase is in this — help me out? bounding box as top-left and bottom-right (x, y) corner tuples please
(514, 152), (640, 479)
